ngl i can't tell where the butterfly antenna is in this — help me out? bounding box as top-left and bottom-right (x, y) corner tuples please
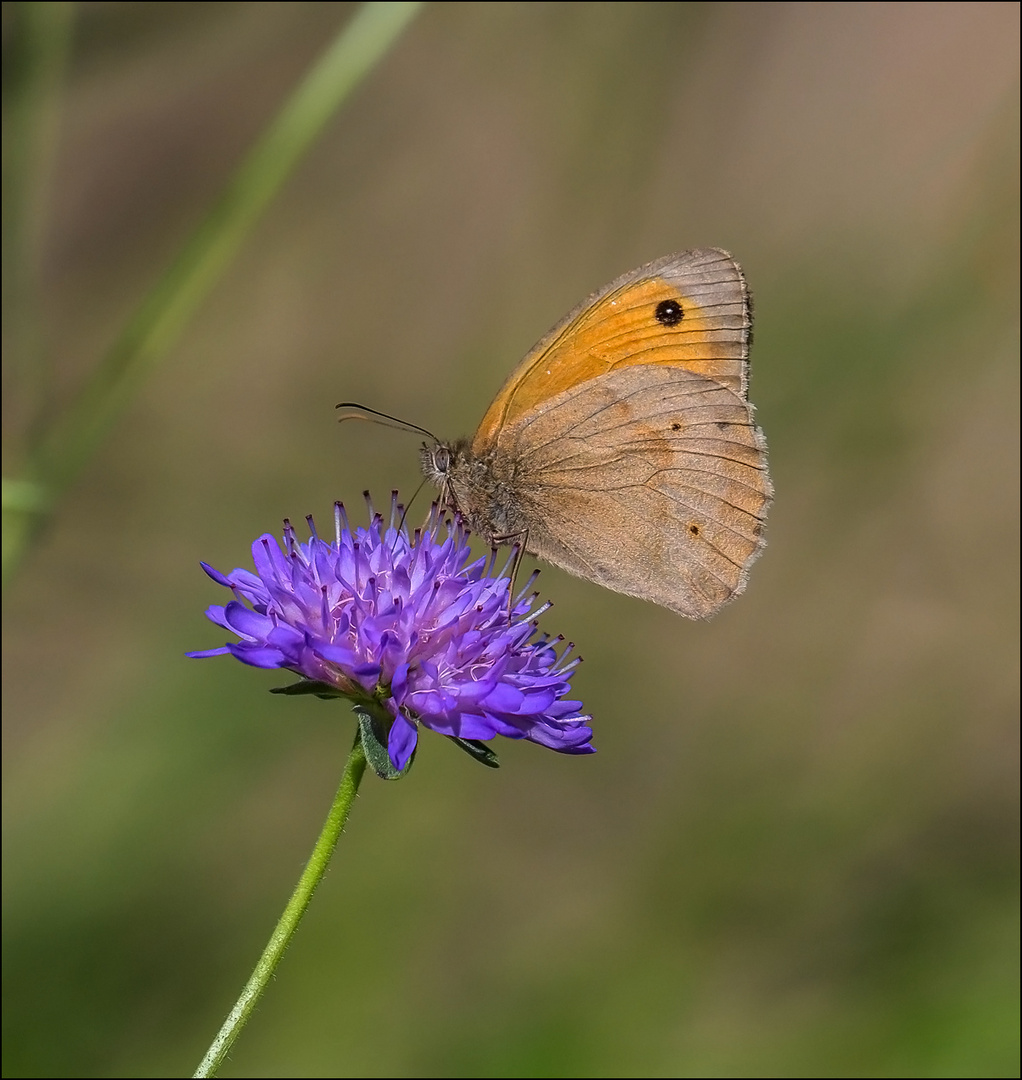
(335, 402), (438, 442)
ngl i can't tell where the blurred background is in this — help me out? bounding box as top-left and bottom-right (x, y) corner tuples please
(2, 3), (1018, 1076)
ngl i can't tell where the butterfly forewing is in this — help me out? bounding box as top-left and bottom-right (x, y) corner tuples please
(472, 249), (751, 455)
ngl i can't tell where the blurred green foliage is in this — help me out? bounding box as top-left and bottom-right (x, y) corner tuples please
(2, 0), (422, 584)
(2, 3), (1018, 1077)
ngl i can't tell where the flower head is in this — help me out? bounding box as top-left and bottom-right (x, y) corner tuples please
(190, 496), (593, 772)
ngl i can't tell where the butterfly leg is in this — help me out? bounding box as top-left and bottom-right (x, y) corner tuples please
(492, 529), (529, 621)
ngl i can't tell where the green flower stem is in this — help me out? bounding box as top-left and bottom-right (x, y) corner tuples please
(193, 736), (368, 1079)
(2, 1), (423, 590)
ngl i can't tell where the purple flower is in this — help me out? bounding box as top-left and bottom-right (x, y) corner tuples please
(190, 497), (594, 772)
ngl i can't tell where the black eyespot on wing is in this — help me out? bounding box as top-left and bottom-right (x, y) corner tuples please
(688, 523), (700, 536)
(655, 298), (684, 326)
(670, 422), (682, 431)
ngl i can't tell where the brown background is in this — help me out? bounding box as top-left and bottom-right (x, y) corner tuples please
(3, 3), (1018, 1076)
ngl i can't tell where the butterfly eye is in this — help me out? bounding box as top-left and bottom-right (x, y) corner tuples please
(433, 446), (451, 475)
(654, 298), (684, 326)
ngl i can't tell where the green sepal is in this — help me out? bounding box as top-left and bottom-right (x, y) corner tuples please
(270, 679), (349, 700)
(446, 736), (500, 769)
(353, 705), (415, 780)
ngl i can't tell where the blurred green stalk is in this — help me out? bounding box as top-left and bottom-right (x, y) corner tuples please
(194, 737), (368, 1078)
(2, 1), (424, 591)
(2, 2), (73, 449)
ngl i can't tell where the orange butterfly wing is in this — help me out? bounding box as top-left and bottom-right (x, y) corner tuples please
(471, 249), (751, 456)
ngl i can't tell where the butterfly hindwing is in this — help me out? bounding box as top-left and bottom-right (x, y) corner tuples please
(502, 364), (771, 618)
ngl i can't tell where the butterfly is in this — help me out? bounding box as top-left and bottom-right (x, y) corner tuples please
(421, 249), (772, 618)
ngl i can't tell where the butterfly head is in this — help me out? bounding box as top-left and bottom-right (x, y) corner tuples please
(420, 438), (526, 543)
(421, 437), (472, 517)
(421, 438), (458, 491)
